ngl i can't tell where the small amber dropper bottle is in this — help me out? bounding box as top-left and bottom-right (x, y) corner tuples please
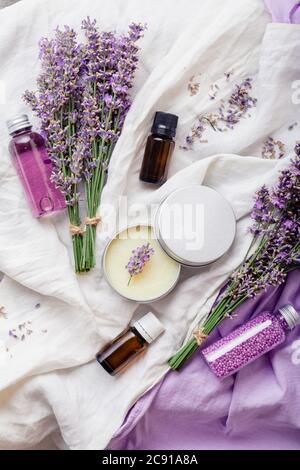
(140, 111), (179, 185)
(96, 312), (165, 376)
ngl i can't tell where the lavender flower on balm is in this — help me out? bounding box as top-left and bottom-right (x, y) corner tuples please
(126, 243), (155, 285)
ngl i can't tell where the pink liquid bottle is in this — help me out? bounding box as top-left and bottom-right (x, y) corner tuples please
(7, 115), (66, 218)
(202, 305), (300, 379)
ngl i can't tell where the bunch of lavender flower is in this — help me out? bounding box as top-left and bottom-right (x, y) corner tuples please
(23, 26), (85, 272)
(169, 147), (300, 370)
(23, 18), (144, 273)
(79, 18), (145, 271)
(126, 243), (155, 285)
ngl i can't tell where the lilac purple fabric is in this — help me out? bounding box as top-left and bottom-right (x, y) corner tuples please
(264, 0), (300, 23)
(109, 270), (300, 450)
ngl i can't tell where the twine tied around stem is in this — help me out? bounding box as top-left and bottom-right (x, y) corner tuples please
(193, 329), (208, 346)
(69, 217), (101, 236)
(85, 216), (102, 226)
(69, 224), (84, 236)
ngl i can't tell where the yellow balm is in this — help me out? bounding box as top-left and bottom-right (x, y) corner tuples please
(103, 225), (181, 302)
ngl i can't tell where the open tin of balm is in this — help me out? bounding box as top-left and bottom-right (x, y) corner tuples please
(103, 225), (181, 303)
(103, 185), (236, 302)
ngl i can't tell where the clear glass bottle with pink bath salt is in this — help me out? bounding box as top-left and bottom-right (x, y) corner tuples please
(202, 305), (300, 379)
(7, 115), (66, 218)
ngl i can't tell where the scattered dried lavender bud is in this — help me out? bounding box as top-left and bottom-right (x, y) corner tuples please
(261, 137), (286, 160)
(224, 71), (234, 81)
(188, 75), (201, 96)
(208, 83), (220, 101)
(9, 330), (18, 339)
(8, 321), (34, 341)
(0, 307), (7, 319)
(35, 303), (41, 309)
(288, 122), (298, 131)
(5, 346), (13, 359)
(182, 77), (256, 149)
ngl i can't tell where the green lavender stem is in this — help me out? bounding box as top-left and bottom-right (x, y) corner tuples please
(67, 204), (83, 274)
(56, 106), (84, 273)
(168, 294), (248, 371)
(81, 103), (120, 271)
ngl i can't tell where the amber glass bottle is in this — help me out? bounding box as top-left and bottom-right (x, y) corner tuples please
(96, 312), (165, 376)
(140, 112), (178, 185)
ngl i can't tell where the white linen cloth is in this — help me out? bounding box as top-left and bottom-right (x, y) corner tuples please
(0, 0), (298, 449)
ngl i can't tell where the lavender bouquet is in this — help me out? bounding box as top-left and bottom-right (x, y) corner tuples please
(24, 18), (144, 273)
(79, 18), (145, 271)
(169, 147), (300, 370)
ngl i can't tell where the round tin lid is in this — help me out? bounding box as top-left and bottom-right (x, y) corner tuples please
(154, 186), (236, 267)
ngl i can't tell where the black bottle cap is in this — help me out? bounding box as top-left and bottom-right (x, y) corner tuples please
(151, 111), (178, 139)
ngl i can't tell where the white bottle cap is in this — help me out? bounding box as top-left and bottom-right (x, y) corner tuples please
(133, 312), (165, 344)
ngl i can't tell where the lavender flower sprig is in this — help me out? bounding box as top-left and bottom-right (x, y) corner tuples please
(169, 145), (300, 370)
(126, 243), (155, 285)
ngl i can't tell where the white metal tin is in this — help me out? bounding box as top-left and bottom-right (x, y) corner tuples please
(154, 185), (236, 267)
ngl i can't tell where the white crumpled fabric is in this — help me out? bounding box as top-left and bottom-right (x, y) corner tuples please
(0, 0), (298, 449)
